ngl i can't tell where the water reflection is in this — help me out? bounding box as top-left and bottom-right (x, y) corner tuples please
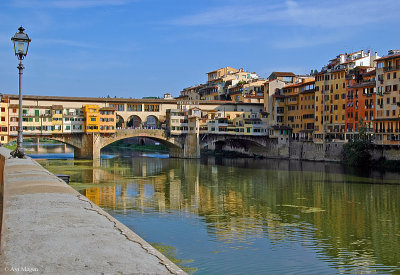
(37, 154), (400, 274)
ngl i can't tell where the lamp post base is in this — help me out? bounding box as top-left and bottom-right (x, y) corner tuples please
(10, 147), (26, 158)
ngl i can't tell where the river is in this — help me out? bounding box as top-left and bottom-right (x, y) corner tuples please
(26, 143), (400, 274)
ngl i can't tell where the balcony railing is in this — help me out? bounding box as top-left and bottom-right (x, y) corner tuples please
(383, 65), (400, 72)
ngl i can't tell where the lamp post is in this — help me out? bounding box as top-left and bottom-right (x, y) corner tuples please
(10, 26), (31, 158)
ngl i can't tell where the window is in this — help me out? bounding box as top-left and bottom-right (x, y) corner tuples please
(387, 73), (391, 80)
(91, 118), (96, 121)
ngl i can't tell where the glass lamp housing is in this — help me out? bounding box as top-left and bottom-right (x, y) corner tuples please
(11, 26), (31, 60)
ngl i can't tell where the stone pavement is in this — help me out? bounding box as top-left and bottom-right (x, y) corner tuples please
(0, 148), (185, 274)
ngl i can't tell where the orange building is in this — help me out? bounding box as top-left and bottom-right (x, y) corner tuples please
(99, 107), (116, 133)
(345, 67), (376, 140)
(280, 79), (315, 140)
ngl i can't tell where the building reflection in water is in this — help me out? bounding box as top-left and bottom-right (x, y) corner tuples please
(41, 156), (400, 273)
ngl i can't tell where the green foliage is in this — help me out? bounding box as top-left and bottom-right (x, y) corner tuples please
(3, 144), (17, 150)
(236, 80), (247, 86)
(342, 120), (371, 167)
(150, 243), (197, 274)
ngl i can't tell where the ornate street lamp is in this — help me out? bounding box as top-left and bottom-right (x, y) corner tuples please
(10, 26), (31, 158)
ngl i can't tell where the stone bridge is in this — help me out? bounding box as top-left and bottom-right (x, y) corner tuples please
(10, 129), (200, 160)
(200, 133), (289, 158)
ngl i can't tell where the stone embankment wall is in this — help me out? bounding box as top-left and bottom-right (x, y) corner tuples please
(0, 148), (185, 274)
(289, 141), (344, 162)
(207, 137), (400, 162)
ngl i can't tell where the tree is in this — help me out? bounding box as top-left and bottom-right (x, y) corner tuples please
(343, 119), (371, 167)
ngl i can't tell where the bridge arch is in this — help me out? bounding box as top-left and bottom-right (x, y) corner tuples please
(116, 115), (125, 129)
(127, 115), (142, 129)
(100, 129), (181, 152)
(144, 115), (159, 129)
(201, 135), (269, 157)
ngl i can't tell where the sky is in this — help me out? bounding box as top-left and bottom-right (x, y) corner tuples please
(0, 0), (399, 99)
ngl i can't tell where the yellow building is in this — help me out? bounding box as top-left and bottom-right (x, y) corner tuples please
(314, 69), (347, 142)
(207, 67), (239, 82)
(375, 50), (400, 144)
(99, 107), (116, 133)
(83, 105), (100, 133)
(314, 50), (377, 142)
(51, 105), (64, 134)
(21, 106), (47, 135)
(0, 98), (9, 144)
(298, 81), (315, 140)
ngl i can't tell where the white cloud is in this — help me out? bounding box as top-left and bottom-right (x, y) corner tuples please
(171, 0), (399, 29)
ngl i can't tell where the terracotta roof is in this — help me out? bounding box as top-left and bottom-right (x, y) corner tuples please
(284, 80), (315, 89)
(270, 72), (296, 77)
(348, 82), (376, 89)
(363, 69), (376, 76)
(2, 93), (262, 106)
(99, 107), (116, 111)
(8, 104), (51, 109)
(375, 53), (400, 62)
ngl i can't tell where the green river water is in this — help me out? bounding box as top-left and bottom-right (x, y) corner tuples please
(28, 143), (400, 274)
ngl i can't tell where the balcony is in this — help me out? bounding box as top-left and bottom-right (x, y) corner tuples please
(383, 65), (400, 72)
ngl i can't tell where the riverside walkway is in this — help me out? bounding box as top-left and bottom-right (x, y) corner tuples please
(0, 148), (185, 274)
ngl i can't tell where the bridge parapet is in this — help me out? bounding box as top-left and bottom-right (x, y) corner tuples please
(115, 129), (166, 139)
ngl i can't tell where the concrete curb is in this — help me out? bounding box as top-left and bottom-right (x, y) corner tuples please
(0, 148), (186, 274)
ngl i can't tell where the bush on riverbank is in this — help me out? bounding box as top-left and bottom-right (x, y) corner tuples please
(3, 144), (16, 150)
(342, 121), (371, 167)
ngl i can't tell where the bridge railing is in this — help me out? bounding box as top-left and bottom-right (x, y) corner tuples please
(116, 128), (167, 138)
